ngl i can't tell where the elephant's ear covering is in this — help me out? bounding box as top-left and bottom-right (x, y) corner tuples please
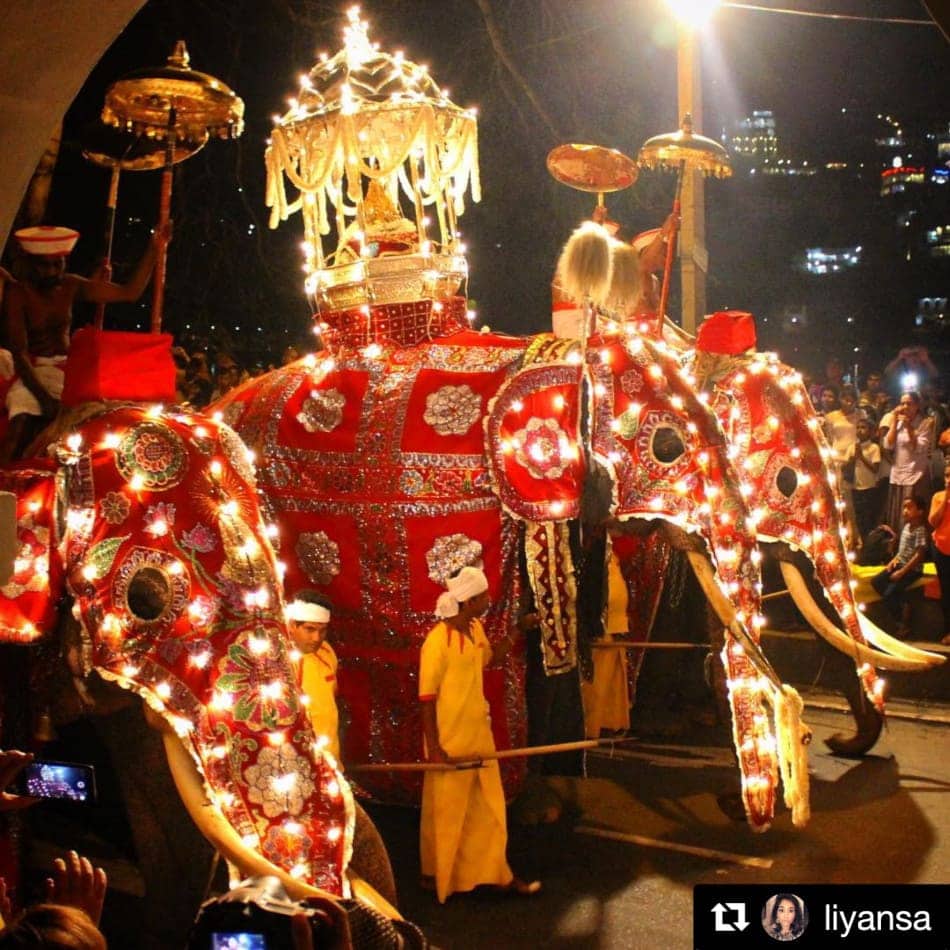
(484, 362), (585, 523)
(0, 463), (61, 643)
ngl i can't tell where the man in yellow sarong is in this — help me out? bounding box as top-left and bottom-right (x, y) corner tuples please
(582, 544), (631, 738)
(287, 591), (340, 763)
(419, 566), (541, 903)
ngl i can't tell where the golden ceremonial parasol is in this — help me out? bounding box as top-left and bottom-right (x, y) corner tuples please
(638, 114), (731, 325)
(546, 142), (639, 223)
(101, 41), (244, 332)
(81, 123), (208, 329)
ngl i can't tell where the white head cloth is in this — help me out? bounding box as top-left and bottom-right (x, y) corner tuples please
(286, 600), (330, 623)
(434, 566), (489, 619)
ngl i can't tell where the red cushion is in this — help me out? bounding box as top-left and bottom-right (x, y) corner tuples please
(696, 310), (757, 355)
(61, 328), (177, 406)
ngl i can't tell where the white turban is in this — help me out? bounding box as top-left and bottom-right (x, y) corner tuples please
(435, 566), (489, 618)
(286, 600), (330, 623)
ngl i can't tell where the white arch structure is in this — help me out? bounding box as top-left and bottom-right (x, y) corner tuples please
(0, 1), (146, 250)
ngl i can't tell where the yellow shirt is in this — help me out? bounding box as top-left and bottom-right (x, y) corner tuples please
(299, 642), (340, 763)
(419, 619), (495, 758)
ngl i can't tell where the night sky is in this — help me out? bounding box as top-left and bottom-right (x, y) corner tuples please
(36, 0), (950, 373)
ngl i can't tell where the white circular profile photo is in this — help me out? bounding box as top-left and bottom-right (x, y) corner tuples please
(762, 893), (808, 942)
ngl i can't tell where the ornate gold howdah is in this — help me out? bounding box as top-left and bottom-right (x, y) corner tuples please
(265, 7), (478, 322)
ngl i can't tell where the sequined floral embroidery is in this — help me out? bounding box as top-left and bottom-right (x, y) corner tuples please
(182, 523), (217, 554)
(1, 516), (48, 599)
(262, 823), (315, 866)
(244, 744), (315, 818)
(215, 632), (299, 732)
(296, 390), (345, 433)
(115, 422), (187, 490)
(219, 424), (256, 485)
(620, 369), (644, 396)
(423, 384), (481, 436)
(100, 492), (130, 525)
(512, 417), (573, 480)
(143, 502), (176, 538)
(295, 531), (341, 586)
(426, 534), (484, 586)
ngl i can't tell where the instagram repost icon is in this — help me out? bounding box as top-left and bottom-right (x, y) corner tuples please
(762, 893), (808, 941)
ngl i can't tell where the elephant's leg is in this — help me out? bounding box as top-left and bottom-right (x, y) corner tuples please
(524, 630), (585, 774)
(95, 698), (216, 950)
(350, 801), (397, 907)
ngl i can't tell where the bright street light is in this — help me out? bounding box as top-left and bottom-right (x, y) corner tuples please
(665, 0), (720, 28)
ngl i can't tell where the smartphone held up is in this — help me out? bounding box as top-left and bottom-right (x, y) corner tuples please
(8, 759), (97, 803)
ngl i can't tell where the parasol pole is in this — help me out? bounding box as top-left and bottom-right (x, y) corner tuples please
(93, 164), (122, 330)
(656, 162), (684, 328)
(150, 107), (176, 334)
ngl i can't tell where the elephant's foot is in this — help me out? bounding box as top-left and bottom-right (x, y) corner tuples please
(823, 706), (884, 758)
(510, 774), (564, 826)
(715, 791), (747, 823)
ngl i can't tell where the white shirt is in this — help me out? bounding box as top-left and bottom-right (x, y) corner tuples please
(824, 409), (858, 462)
(886, 414), (934, 486)
(846, 440), (882, 491)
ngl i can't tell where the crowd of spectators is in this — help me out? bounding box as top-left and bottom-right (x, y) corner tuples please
(806, 347), (950, 644)
(170, 339), (302, 409)
(805, 349), (949, 542)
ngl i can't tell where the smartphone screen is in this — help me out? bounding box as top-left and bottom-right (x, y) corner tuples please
(12, 760), (97, 803)
(210, 935), (267, 950)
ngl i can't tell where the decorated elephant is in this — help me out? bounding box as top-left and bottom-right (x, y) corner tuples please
(687, 315), (944, 754)
(212, 306), (818, 830)
(0, 401), (397, 925)
(552, 227), (944, 755)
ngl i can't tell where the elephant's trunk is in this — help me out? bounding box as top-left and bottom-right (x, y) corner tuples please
(780, 562), (944, 672)
(686, 551), (811, 829)
(161, 730), (399, 918)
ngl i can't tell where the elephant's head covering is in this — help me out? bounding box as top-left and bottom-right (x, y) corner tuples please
(47, 405), (354, 894)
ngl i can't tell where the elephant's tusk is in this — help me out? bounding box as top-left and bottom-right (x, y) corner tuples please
(857, 611), (945, 668)
(780, 562), (938, 672)
(685, 551), (782, 690)
(160, 732), (400, 917)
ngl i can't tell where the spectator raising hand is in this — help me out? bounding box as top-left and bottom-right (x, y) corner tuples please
(45, 852), (107, 927)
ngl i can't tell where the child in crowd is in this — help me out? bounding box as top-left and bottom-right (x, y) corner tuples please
(848, 415), (882, 547)
(870, 495), (929, 638)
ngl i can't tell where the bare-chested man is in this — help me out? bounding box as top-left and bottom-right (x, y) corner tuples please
(1, 225), (166, 461)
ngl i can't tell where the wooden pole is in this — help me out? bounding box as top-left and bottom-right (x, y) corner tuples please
(590, 640), (708, 650)
(575, 825), (773, 869)
(150, 107), (176, 334)
(348, 738), (624, 774)
(93, 164), (121, 330)
(657, 169), (683, 328)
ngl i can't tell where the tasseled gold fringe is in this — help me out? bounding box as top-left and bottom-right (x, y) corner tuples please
(773, 684), (811, 828)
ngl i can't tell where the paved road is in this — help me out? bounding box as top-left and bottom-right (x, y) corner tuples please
(368, 702), (950, 949)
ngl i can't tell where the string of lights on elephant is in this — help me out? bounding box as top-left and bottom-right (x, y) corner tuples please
(2, 406), (356, 895)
